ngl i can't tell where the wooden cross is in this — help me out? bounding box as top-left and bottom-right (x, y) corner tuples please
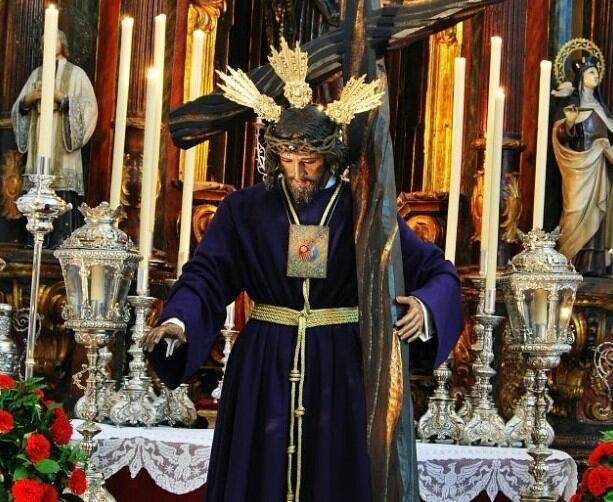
(170, 1), (503, 500)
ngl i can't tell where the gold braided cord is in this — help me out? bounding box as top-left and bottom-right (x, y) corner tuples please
(269, 38), (313, 109)
(553, 38), (606, 87)
(250, 303), (359, 327)
(325, 75), (385, 125)
(216, 67), (282, 122)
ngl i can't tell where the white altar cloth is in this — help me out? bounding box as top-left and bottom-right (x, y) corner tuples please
(72, 421), (578, 500)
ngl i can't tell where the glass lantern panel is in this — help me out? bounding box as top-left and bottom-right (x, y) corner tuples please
(89, 263), (117, 319)
(529, 288), (549, 342)
(64, 262), (83, 316)
(557, 288), (575, 336)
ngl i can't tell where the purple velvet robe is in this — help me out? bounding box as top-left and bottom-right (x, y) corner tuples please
(149, 181), (463, 502)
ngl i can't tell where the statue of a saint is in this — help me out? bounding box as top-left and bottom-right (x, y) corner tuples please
(551, 42), (612, 276)
(11, 30), (98, 247)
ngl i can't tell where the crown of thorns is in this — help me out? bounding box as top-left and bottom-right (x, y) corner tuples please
(216, 38), (384, 125)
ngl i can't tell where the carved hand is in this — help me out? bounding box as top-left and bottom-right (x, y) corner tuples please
(394, 296), (425, 342)
(563, 105), (579, 127)
(142, 323), (186, 353)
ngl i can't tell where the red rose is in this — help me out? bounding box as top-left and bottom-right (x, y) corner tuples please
(50, 407), (66, 420)
(24, 433), (51, 464)
(68, 467), (87, 495)
(40, 484), (58, 502)
(583, 465), (613, 496)
(0, 374), (15, 389)
(34, 389), (45, 400)
(11, 478), (44, 502)
(569, 493), (583, 502)
(49, 414), (73, 445)
(589, 441), (613, 465)
(0, 409), (14, 433)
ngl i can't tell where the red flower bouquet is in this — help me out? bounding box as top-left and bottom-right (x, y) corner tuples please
(572, 431), (613, 502)
(0, 375), (87, 502)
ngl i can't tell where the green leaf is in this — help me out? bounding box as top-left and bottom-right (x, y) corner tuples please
(12, 465), (29, 480)
(604, 492), (613, 502)
(35, 459), (60, 474)
(602, 430), (613, 442)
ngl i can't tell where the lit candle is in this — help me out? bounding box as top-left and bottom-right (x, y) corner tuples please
(225, 302), (235, 329)
(137, 69), (159, 294)
(38, 4), (59, 165)
(533, 289), (549, 339)
(109, 16), (134, 208)
(532, 60), (552, 230)
(485, 89), (505, 310)
(148, 13), (166, 239)
(445, 57), (466, 263)
(480, 36), (502, 275)
(177, 29), (205, 276)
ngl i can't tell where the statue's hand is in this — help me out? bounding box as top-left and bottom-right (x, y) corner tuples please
(142, 323), (186, 353)
(394, 296), (425, 342)
(23, 88), (42, 108)
(563, 105), (579, 128)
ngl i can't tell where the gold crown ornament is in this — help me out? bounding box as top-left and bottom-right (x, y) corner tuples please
(216, 38), (384, 125)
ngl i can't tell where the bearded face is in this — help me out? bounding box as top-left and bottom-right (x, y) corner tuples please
(278, 151), (329, 205)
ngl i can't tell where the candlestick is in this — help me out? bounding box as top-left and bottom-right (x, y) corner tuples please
(484, 89), (505, 311)
(109, 17), (134, 208)
(148, 13), (166, 241)
(177, 29), (204, 276)
(480, 36), (502, 275)
(38, 4), (58, 163)
(445, 57), (466, 263)
(137, 69), (159, 294)
(532, 60), (552, 230)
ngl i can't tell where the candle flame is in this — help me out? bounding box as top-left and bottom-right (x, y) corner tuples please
(147, 68), (159, 80)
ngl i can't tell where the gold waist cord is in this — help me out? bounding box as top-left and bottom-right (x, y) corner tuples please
(250, 280), (359, 502)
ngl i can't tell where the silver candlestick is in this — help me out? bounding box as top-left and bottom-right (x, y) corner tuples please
(212, 325), (238, 401)
(417, 354), (465, 443)
(462, 310), (508, 446)
(17, 167), (71, 378)
(55, 202), (141, 502)
(110, 295), (157, 426)
(163, 384), (197, 426)
(74, 346), (117, 422)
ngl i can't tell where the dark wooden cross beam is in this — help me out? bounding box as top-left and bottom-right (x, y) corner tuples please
(170, 1), (505, 500)
(169, 0), (504, 148)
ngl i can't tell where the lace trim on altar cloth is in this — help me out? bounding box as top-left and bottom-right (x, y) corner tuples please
(71, 421), (577, 499)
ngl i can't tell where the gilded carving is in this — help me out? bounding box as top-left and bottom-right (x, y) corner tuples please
(193, 203), (218, 243)
(500, 172), (521, 243)
(406, 214), (441, 244)
(192, 0), (226, 32)
(471, 170), (484, 242)
(1, 150), (24, 220)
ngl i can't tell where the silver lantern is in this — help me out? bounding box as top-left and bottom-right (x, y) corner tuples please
(54, 202), (141, 502)
(501, 228), (582, 502)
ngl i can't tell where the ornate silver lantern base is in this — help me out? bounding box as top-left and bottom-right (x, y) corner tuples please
(418, 355), (464, 443)
(110, 295), (157, 426)
(462, 313), (507, 446)
(163, 384), (197, 426)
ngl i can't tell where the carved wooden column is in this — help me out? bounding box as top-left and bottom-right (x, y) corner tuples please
(0, 0), (44, 243)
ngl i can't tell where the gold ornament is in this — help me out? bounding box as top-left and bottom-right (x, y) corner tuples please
(553, 38), (606, 87)
(216, 67), (282, 122)
(268, 38), (312, 108)
(216, 40), (383, 124)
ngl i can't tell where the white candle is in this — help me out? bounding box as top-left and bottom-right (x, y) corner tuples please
(148, 13), (166, 238)
(532, 60), (552, 230)
(177, 29), (205, 277)
(137, 69), (159, 294)
(225, 302), (235, 329)
(485, 89), (505, 305)
(38, 4), (58, 164)
(480, 36), (502, 274)
(109, 17), (134, 208)
(445, 57), (466, 263)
